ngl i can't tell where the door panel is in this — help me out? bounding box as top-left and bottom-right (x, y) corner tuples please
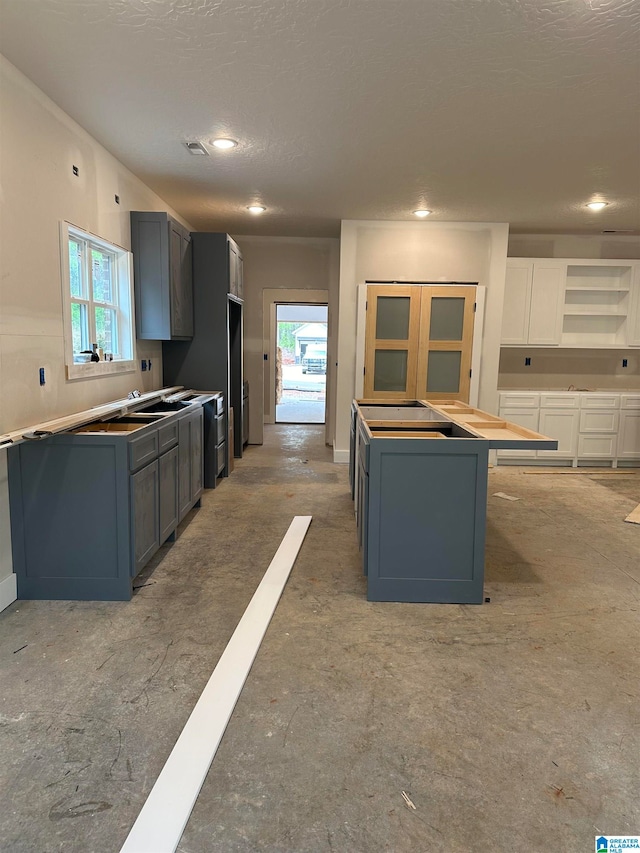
(416, 286), (476, 402)
(363, 286), (421, 398)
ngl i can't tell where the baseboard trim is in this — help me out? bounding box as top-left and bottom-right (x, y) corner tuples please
(0, 574), (17, 612)
(333, 445), (349, 464)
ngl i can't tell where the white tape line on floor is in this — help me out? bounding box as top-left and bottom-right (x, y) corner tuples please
(120, 515), (313, 853)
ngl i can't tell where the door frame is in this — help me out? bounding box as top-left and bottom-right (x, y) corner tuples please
(355, 283), (486, 406)
(263, 289), (330, 427)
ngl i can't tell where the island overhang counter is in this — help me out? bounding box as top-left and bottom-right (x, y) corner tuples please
(350, 399), (558, 604)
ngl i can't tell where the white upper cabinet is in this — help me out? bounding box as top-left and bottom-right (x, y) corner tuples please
(528, 263), (565, 345)
(502, 258), (640, 348)
(501, 260), (564, 346)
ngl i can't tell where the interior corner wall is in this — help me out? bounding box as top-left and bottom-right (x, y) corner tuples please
(0, 55), (194, 607)
(234, 236), (340, 446)
(334, 220), (510, 459)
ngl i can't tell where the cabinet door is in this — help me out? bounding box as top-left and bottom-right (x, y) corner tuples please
(618, 411), (640, 458)
(178, 415), (192, 521)
(131, 460), (160, 576)
(529, 263), (565, 345)
(538, 409), (578, 458)
(628, 265), (640, 346)
(502, 262), (533, 345)
(179, 230), (194, 337)
(363, 286), (421, 398)
(228, 242), (239, 296)
(190, 409), (203, 503)
(496, 408), (540, 458)
(169, 220), (185, 337)
(159, 447), (178, 543)
(416, 286), (476, 402)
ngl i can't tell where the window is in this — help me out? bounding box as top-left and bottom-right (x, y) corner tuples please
(61, 222), (136, 379)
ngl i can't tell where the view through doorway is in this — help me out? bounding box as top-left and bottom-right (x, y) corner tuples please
(275, 303), (327, 424)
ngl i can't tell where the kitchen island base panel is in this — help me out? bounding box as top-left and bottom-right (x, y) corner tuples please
(365, 443), (488, 604)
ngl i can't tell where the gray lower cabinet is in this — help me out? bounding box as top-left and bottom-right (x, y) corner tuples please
(131, 459), (160, 576)
(360, 429), (488, 604)
(178, 407), (203, 522)
(8, 406), (203, 601)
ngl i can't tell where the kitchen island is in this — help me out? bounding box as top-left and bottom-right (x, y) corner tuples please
(351, 399), (557, 604)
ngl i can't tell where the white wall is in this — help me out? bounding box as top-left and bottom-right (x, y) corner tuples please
(235, 236), (340, 445)
(0, 56), (193, 606)
(334, 220), (510, 460)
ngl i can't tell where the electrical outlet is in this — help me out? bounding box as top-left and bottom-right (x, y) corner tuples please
(141, 359), (147, 371)
(525, 357), (531, 366)
(39, 367), (45, 386)
(623, 358), (628, 368)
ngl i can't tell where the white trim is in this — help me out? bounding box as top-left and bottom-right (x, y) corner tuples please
(333, 444), (349, 464)
(120, 516), (313, 853)
(0, 574), (17, 612)
(470, 286), (486, 408)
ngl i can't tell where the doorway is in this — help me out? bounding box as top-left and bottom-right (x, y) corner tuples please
(275, 304), (327, 424)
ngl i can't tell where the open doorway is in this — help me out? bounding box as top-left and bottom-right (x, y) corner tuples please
(275, 303), (327, 424)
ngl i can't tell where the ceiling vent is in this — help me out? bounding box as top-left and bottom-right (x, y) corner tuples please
(184, 141), (209, 156)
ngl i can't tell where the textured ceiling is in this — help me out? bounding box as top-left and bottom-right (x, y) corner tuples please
(0, 0), (639, 237)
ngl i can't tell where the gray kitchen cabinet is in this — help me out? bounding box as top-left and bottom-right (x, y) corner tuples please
(8, 403), (204, 601)
(131, 211), (194, 340)
(159, 445), (179, 542)
(163, 232), (245, 463)
(131, 459), (160, 576)
(351, 400), (558, 603)
(178, 406), (203, 522)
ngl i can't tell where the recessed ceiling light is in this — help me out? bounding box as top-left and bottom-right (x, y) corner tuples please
(247, 205), (266, 214)
(586, 201), (608, 211)
(211, 138), (238, 150)
(413, 209), (432, 217)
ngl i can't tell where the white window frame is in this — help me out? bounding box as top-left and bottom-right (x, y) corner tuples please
(60, 222), (137, 380)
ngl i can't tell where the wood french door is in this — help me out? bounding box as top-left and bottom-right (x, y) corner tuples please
(363, 285), (476, 401)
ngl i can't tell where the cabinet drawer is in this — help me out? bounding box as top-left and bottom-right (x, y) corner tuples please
(579, 410), (619, 434)
(498, 393), (539, 408)
(158, 420), (179, 453)
(128, 429), (159, 472)
(580, 394), (620, 409)
(540, 393), (579, 409)
(620, 395), (640, 410)
(577, 434), (617, 458)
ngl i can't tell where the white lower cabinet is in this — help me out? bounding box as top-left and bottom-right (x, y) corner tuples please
(498, 391), (640, 465)
(538, 409), (579, 458)
(618, 411), (640, 459)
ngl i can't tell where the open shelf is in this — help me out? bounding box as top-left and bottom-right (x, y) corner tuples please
(566, 264), (633, 291)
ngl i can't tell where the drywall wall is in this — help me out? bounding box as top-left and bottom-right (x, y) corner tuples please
(334, 220), (509, 460)
(499, 348), (640, 391)
(0, 56), (193, 606)
(508, 234), (640, 260)
(236, 236), (340, 445)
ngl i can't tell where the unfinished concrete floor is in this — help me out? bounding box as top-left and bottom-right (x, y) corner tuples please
(1, 425), (639, 853)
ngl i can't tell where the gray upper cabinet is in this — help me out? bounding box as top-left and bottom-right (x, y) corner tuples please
(131, 211), (194, 340)
(228, 239), (243, 299)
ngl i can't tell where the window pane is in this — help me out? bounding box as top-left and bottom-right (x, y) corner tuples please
(429, 297), (465, 341)
(426, 350), (461, 393)
(374, 350), (408, 392)
(95, 306), (117, 353)
(71, 302), (88, 354)
(375, 296), (410, 340)
(92, 249), (113, 303)
(69, 240), (83, 298)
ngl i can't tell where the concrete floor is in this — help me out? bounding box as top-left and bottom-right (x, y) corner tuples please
(1, 425), (639, 853)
